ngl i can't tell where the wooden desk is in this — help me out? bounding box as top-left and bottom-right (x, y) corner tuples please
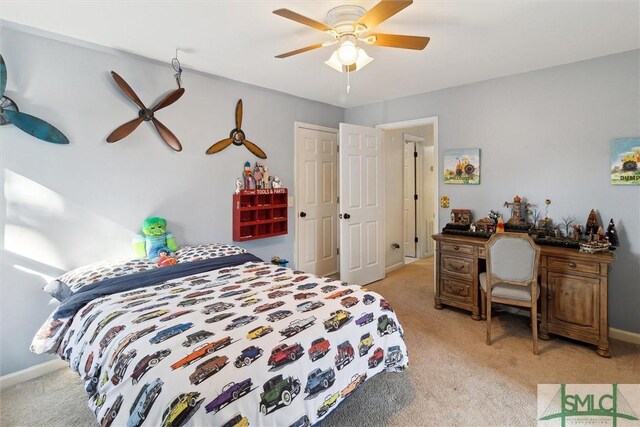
(432, 233), (615, 357)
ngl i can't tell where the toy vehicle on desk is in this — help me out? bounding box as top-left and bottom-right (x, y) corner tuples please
(305, 367), (335, 394)
(160, 392), (204, 427)
(111, 349), (137, 385)
(182, 330), (214, 347)
(149, 323), (193, 344)
(368, 347), (384, 368)
(205, 312), (235, 323)
(259, 374), (301, 416)
(355, 312), (374, 326)
(340, 296), (359, 308)
(225, 315), (257, 331)
(160, 310), (193, 322)
(268, 343), (304, 367)
(316, 392), (339, 417)
(325, 289), (353, 300)
(234, 345), (264, 368)
(202, 302), (234, 315)
(100, 394), (124, 427)
(247, 325), (273, 340)
(279, 316), (316, 338)
(385, 345), (404, 366)
(296, 300), (324, 313)
(358, 333), (374, 356)
(308, 337), (330, 361)
(205, 379), (253, 413)
(267, 310), (293, 322)
(341, 373), (367, 399)
(109, 326), (156, 367)
(131, 349), (171, 384)
(334, 341), (354, 370)
(323, 310), (352, 332)
(189, 355), (229, 385)
(128, 378), (163, 427)
(253, 300), (285, 313)
(132, 310), (169, 324)
(377, 314), (398, 336)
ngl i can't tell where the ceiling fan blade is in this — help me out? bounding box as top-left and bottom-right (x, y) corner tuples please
(356, 0), (413, 30)
(152, 88), (185, 112)
(4, 110), (69, 144)
(243, 139), (267, 159)
(106, 116), (144, 142)
(273, 9), (335, 32)
(152, 117), (182, 152)
(370, 33), (430, 50)
(236, 99), (243, 130)
(0, 54), (7, 98)
(110, 71), (146, 110)
(275, 43), (325, 59)
(206, 137), (234, 155)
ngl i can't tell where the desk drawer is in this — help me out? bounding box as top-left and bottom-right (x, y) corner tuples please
(547, 256), (600, 275)
(478, 246), (486, 258)
(440, 277), (472, 301)
(441, 254), (474, 280)
(440, 242), (474, 256)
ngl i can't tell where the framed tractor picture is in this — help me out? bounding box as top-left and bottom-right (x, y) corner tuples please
(443, 148), (480, 185)
(610, 138), (640, 185)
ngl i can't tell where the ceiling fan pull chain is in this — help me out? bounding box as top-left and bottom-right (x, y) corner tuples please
(346, 67), (351, 94)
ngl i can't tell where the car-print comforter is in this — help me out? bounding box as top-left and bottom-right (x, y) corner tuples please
(32, 252), (408, 427)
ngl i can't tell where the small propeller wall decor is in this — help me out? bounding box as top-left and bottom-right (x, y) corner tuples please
(0, 54), (70, 144)
(106, 71), (185, 152)
(206, 99), (267, 159)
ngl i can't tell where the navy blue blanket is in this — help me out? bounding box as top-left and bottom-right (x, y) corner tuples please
(53, 253), (262, 319)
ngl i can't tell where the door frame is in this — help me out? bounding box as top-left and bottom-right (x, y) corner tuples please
(293, 121), (339, 273)
(376, 116), (439, 269)
(403, 133), (424, 259)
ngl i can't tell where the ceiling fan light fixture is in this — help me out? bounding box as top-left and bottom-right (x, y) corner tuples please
(354, 48), (373, 70)
(336, 36), (359, 65)
(325, 51), (345, 72)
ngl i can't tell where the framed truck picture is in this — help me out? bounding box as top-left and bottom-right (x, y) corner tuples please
(610, 138), (640, 185)
(443, 148), (480, 185)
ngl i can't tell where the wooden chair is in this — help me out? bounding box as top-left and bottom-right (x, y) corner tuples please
(480, 233), (541, 354)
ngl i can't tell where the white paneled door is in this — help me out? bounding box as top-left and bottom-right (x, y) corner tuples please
(403, 139), (417, 257)
(338, 123), (384, 286)
(295, 125), (338, 277)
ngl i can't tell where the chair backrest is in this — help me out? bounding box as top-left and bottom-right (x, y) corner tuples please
(485, 233), (540, 286)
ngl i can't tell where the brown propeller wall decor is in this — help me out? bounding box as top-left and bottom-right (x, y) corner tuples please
(206, 99), (267, 159)
(106, 71), (185, 152)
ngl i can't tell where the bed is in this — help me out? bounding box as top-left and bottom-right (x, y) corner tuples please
(31, 244), (408, 427)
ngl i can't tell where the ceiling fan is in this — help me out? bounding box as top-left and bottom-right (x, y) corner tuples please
(273, 0), (430, 73)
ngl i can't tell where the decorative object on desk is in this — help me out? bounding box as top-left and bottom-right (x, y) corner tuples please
(440, 195), (450, 208)
(585, 209), (600, 236)
(610, 137), (640, 185)
(475, 217), (496, 234)
(469, 223), (476, 232)
(0, 54), (70, 144)
(579, 239), (611, 254)
(106, 71), (185, 151)
(488, 210), (499, 224)
(235, 177), (243, 194)
(254, 162), (264, 189)
(272, 176), (282, 188)
(443, 148), (480, 184)
(133, 217), (178, 261)
(243, 161), (253, 189)
(527, 208), (541, 228)
(573, 224), (582, 241)
(504, 195), (530, 225)
(206, 99), (267, 158)
(605, 219), (619, 247)
(450, 209), (472, 225)
(496, 216), (505, 233)
(560, 215), (577, 238)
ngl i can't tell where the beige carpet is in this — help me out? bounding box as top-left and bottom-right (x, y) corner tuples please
(2, 257), (638, 426)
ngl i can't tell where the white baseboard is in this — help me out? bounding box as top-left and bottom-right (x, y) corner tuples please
(385, 261), (405, 273)
(610, 327), (640, 345)
(0, 359), (67, 390)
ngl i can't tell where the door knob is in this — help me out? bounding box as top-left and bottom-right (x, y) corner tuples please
(300, 212), (307, 218)
(343, 213), (351, 219)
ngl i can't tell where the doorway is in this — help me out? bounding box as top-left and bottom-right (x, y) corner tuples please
(403, 134), (423, 259)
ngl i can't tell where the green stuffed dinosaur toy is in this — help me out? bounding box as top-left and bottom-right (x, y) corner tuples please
(133, 217), (178, 261)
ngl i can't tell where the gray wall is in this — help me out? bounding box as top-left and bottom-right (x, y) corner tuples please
(0, 24), (343, 375)
(346, 50), (640, 333)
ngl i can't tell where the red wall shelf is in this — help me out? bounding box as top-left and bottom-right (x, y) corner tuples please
(233, 188), (288, 241)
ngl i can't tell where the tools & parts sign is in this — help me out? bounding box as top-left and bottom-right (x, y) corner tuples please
(538, 384), (639, 426)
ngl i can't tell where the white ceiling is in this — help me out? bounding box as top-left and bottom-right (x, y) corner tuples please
(2, 1), (638, 108)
